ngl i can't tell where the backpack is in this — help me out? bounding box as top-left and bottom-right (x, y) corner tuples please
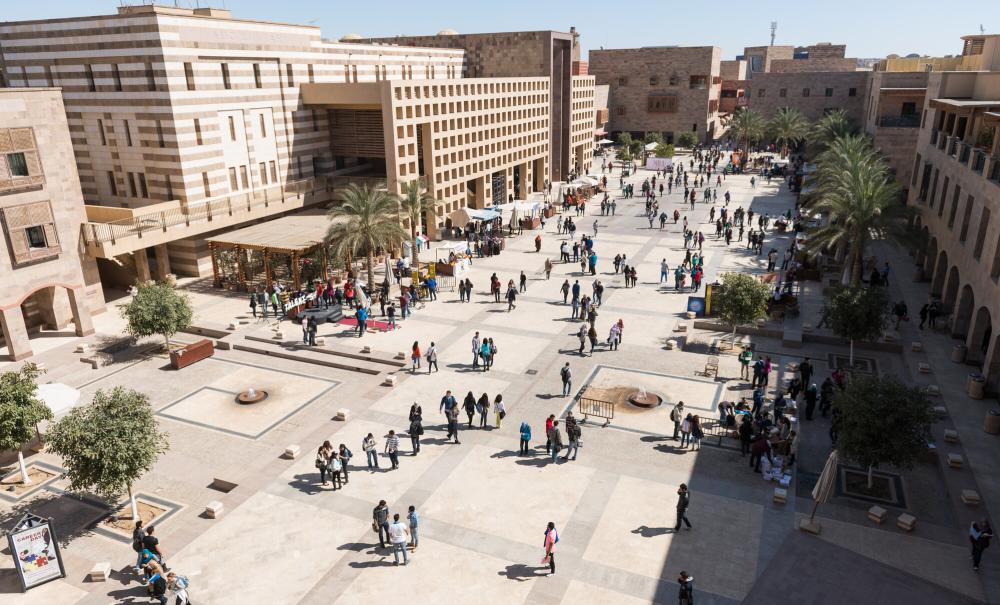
(174, 575), (190, 589)
(315, 454), (326, 470)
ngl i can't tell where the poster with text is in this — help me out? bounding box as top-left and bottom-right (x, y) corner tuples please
(9, 522), (63, 589)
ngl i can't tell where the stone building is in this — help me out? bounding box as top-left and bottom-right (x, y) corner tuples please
(589, 46), (722, 144)
(0, 89), (100, 360)
(862, 71), (929, 190)
(745, 71), (869, 123)
(908, 34), (1000, 390)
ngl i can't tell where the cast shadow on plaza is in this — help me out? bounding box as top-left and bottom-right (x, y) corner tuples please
(498, 563), (548, 581)
(632, 525), (671, 538)
(287, 473), (327, 495)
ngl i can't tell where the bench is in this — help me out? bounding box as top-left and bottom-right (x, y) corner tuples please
(88, 562), (111, 582)
(867, 505), (887, 524)
(169, 339), (214, 370)
(702, 356), (719, 378)
(205, 501), (224, 519)
(897, 513), (917, 532)
(773, 488), (787, 504)
(961, 490), (981, 505)
(948, 453), (964, 468)
(943, 429), (959, 443)
(283, 445), (301, 459)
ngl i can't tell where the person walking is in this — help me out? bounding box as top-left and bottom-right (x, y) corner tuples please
(678, 571), (695, 605)
(425, 341), (438, 373)
(560, 363), (572, 397)
(679, 413), (693, 448)
(388, 514), (411, 565)
(563, 412), (581, 461)
(463, 391), (477, 428)
(142, 526), (165, 570)
(447, 404), (461, 444)
(471, 331), (481, 369)
(519, 421), (532, 455)
(561, 280), (570, 303)
(548, 420), (563, 463)
(407, 505), (420, 550)
(373, 500), (391, 549)
(577, 323), (588, 356)
(971, 520), (994, 571)
(520, 271), (528, 293)
(476, 392), (490, 428)
(494, 394), (506, 428)
(410, 341), (421, 373)
(131, 520), (147, 573)
(363, 433), (379, 471)
(674, 484), (692, 531)
(670, 401), (685, 441)
(408, 413), (423, 455)
(384, 430), (400, 470)
(166, 572), (191, 605)
(542, 522), (559, 575)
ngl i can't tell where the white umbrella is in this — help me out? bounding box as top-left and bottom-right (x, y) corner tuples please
(37, 383), (80, 417)
(644, 142), (659, 151)
(801, 449), (839, 534)
(597, 138), (614, 145)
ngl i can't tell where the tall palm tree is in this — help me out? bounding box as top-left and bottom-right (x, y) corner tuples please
(398, 179), (436, 264)
(729, 108), (765, 156)
(804, 135), (913, 284)
(325, 183), (408, 291)
(809, 109), (854, 151)
(767, 107), (808, 158)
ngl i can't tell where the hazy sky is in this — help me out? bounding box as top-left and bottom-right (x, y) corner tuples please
(4, 0), (997, 60)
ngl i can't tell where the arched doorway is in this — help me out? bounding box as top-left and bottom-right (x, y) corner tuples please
(914, 225), (929, 269)
(942, 266), (961, 311)
(984, 335), (1000, 393)
(0, 284), (93, 361)
(930, 250), (949, 297)
(953, 285), (975, 339)
(968, 307), (994, 365)
(922, 236), (937, 279)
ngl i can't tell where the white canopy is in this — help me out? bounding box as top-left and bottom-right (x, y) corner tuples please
(644, 142), (659, 151)
(597, 138), (614, 145)
(37, 383), (80, 417)
(447, 206), (501, 228)
(572, 176), (599, 187)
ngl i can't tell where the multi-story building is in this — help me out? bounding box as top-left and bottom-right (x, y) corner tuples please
(908, 34), (1000, 390)
(861, 71), (929, 190)
(0, 88), (100, 359)
(589, 46), (722, 144)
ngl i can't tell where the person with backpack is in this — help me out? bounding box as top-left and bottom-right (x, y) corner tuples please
(562, 412), (581, 461)
(338, 443), (353, 483)
(519, 421), (532, 455)
(670, 401), (685, 441)
(560, 363), (572, 397)
(132, 520), (147, 573)
(373, 501), (391, 549)
(542, 522), (559, 575)
(167, 571), (191, 604)
(678, 571), (694, 605)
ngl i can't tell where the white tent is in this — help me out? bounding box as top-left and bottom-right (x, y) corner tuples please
(644, 142), (659, 151)
(572, 176), (599, 187)
(597, 138), (614, 145)
(447, 206), (501, 228)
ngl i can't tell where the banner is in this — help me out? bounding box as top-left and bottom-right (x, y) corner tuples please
(7, 515), (65, 591)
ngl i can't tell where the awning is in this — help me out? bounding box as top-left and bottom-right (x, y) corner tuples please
(597, 138), (614, 145)
(448, 207), (501, 228)
(572, 177), (599, 187)
(645, 142), (659, 151)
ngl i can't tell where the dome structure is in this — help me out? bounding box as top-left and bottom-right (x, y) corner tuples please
(437, 29), (459, 36)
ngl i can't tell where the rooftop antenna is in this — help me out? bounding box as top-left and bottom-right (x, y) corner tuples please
(770, 21), (778, 46)
(980, 24), (986, 35)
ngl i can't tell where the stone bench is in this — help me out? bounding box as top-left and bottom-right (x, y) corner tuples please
(335, 408), (351, 421)
(867, 505), (887, 524)
(673, 324), (688, 333)
(314, 337), (326, 346)
(664, 339), (678, 351)
(944, 429), (959, 443)
(205, 501), (224, 519)
(75, 343), (91, 354)
(394, 351), (406, 360)
(361, 345), (372, 354)
(383, 375), (398, 387)
(773, 487), (787, 504)
(911, 341), (923, 352)
(961, 489), (981, 505)
(918, 362), (931, 374)
(897, 513), (917, 532)
(947, 453), (964, 468)
(932, 406), (948, 418)
(925, 385), (940, 396)
(283, 445), (300, 460)
(227, 322), (237, 330)
(87, 562), (111, 582)
(801, 323), (813, 332)
(273, 330), (285, 340)
(883, 332), (897, 343)
(686, 311), (697, 320)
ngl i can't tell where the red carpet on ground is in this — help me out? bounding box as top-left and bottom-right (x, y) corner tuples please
(338, 317), (392, 331)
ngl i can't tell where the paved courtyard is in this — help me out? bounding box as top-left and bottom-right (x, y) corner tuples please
(1, 152), (996, 604)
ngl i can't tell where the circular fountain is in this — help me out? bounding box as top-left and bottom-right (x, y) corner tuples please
(236, 387), (269, 405)
(627, 388), (664, 409)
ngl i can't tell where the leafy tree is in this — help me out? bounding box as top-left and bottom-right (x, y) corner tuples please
(836, 374), (934, 488)
(0, 363), (51, 485)
(398, 179), (436, 264)
(803, 135), (913, 284)
(326, 183), (408, 291)
(654, 143), (675, 158)
(643, 132), (664, 146)
(676, 132), (698, 149)
(809, 109), (855, 151)
(728, 108), (765, 152)
(826, 285), (890, 365)
(47, 387), (168, 520)
(119, 280), (193, 350)
(767, 107), (809, 157)
(715, 272), (771, 343)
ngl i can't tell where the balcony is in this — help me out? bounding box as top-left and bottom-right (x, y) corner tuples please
(930, 129), (939, 145)
(959, 143), (972, 164)
(947, 137), (960, 158)
(990, 157), (1000, 184)
(878, 115), (921, 128)
(973, 150), (988, 174)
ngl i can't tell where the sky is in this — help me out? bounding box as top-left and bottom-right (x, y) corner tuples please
(4, 0), (998, 61)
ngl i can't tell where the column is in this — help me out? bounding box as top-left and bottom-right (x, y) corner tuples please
(134, 248), (152, 283)
(67, 287), (95, 337)
(0, 306), (33, 361)
(153, 244), (171, 280)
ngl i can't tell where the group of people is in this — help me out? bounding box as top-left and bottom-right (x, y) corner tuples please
(131, 521), (191, 604)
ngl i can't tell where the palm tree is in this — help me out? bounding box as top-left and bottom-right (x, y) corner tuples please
(728, 108), (765, 158)
(325, 183), (408, 291)
(809, 109), (854, 151)
(768, 107), (808, 158)
(398, 179), (436, 264)
(804, 135), (913, 284)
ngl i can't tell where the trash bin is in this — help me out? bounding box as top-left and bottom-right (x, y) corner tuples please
(952, 344), (967, 363)
(969, 373), (986, 400)
(984, 409), (1000, 434)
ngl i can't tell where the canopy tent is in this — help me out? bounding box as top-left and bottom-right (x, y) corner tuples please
(645, 157), (674, 171)
(597, 138), (614, 145)
(447, 207), (501, 228)
(572, 176), (599, 187)
(644, 142), (659, 151)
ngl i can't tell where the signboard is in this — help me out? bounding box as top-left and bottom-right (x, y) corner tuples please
(687, 296), (706, 318)
(7, 514), (65, 592)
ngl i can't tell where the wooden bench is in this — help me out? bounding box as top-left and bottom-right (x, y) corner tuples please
(169, 339), (214, 370)
(702, 356), (719, 378)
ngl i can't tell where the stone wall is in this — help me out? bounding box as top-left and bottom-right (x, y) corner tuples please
(744, 71), (869, 123)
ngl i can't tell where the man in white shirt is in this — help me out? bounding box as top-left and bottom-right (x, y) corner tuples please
(388, 514), (411, 565)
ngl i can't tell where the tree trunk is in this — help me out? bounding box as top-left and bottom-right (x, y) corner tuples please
(17, 450), (30, 485)
(163, 333), (171, 352)
(128, 484), (139, 520)
(366, 252), (376, 297)
(411, 229), (419, 265)
(867, 464), (874, 489)
(849, 339), (855, 367)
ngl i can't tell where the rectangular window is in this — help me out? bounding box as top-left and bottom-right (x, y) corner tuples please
(127, 172), (138, 197)
(124, 119), (133, 147)
(221, 63), (231, 89)
(286, 63), (295, 86)
(308, 64), (315, 83)
(974, 207), (991, 260)
(202, 172), (211, 197)
(259, 114), (267, 138)
(25, 225), (47, 249)
(312, 109), (319, 131)
(194, 118), (203, 145)
(960, 195), (974, 242)
(165, 175), (174, 201)
(616, 106), (625, 115)
(156, 121), (165, 148)
(824, 87), (833, 97)
(848, 87), (857, 97)
(85, 64), (96, 92)
(107, 171), (118, 196)
(270, 160), (277, 183)
(802, 88), (811, 97)
(239, 165), (249, 190)
(138, 173), (148, 198)
(259, 162), (268, 185)
(98, 119), (107, 146)
(948, 185), (961, 228)
(938, 177), (949, 217)
(649, 77), (658, 86)
(229, 167), (238, 191)
(184, 62), (195, 90)
(618, 77), (627, 86)
(779, 88), (787, 98)
(991, 235), (1000, 280)
(928, 169), (939, 208)
(758, 88), (766, 97)
(112, 64), (122, 91)
(145, 61), (156, 90)
(228, 115), (236, 141)
(6, 152), (28, 176)
(253, 63), (262, 88)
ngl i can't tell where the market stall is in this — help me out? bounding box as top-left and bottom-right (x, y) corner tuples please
(495, 200), (543, 231)
(645, 157), (674, 171)
(434, 241), (473, 278)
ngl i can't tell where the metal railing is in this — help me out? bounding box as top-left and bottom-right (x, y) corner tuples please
(878, 115), (921, 128)
(959, 143), (972, 164)
(81, 175), (395, 247)
(578, 397), (614, 425)
(972, 150), (987, 174)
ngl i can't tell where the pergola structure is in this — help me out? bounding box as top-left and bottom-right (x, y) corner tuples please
(207, 210), (335, 291)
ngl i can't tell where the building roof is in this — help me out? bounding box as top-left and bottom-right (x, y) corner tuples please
(930, 98), (1000, 109)
(207, 210), (336, 253)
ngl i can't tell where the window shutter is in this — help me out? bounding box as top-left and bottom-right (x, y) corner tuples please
(9, 229), (30, 265)
(42, 223), (61, 254)
(23, 150), (42, 177)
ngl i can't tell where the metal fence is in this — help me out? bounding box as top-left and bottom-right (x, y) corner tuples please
(578, 397), (614, 425)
